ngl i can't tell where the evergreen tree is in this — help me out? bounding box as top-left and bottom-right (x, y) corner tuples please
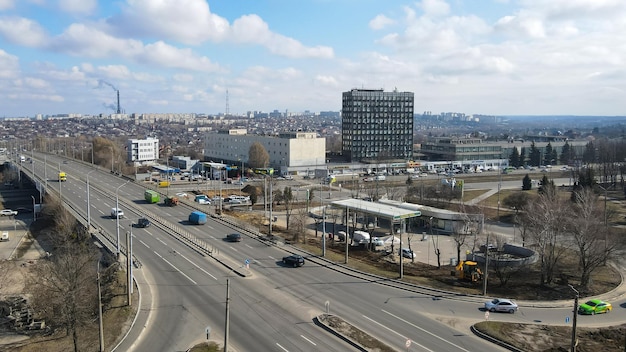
(582, 141), (596, 163)
(522, 174), (532, 190)
(519, 147), (526, 166)
(538, 174), (555, 194)
(544, 142), (554, 165)
(509, 148), (520, 168)
(559, 141), (571, 165)
(529, 142), (541, 166)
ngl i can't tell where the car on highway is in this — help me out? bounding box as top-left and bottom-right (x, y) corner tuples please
(578, 299), (612, 315)
(0, 209), (17, 216)
(110, 208), (124, 219)
(136, 218), (150, 228)
(226, 233), (242, 242)
(484, 298), (518, 313)
(282, 255), (305, 267)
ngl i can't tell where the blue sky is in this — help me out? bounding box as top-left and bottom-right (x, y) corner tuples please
(1, 0), (625, 117)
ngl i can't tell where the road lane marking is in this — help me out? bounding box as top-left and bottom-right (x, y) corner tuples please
(276, 343), (288, 351)
(177, 253), (217, 280)
(300, 335), (316, 346)
(207, 225), (214, 230)
(268, 256), (276, 260)
(362, 315), (432, 351)
(154, 251), (198, 285)
(157, 238), (167, 245)
(381, 309), (471, 352)
(138, 240), (150, 249)
(229, 246), (238, 252)
(245, 244), (253, 249)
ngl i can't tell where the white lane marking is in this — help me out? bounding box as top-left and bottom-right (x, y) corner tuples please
(362, 315), (432, 352)
(207, 225), (214, 230)
(276, 343), (288, 351)
(245, 244), (253, 249)
(229, 246), (238, 252)
(157, 238), (167, 245)
(177, 252), (217, 280)
(155, 252), (197, 285)
(138, 240), (150, 249)
(208, 235), (216, 239)
(268, 256), (276, 260)
(381, 309), (471, 352)
(300, 335), (316, 346)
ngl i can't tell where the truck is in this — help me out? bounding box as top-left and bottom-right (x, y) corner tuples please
(144, 190), (160, 203)
(188, 211), (207, 225)
(163, 196), (179, 206)
(58, 172), (67, 182)
(158, 181), (170, 188)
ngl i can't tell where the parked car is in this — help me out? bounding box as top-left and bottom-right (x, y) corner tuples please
(484, 298), (518, 313)
(226, 233), (242, 242)
(371, 237), (384, 246)
(578, 299), (612, 315)
(136, 218), (150, 228)
(400, 248), (415, 259)
(282, 255), (305, 267)
(0, 209), (18, 216)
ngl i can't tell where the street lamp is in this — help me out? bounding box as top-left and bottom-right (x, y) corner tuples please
(30, 195), (36, 223)
(568, 284), (579, 352)
(87, 170), (97, 232)
(115, 181), (130, 259)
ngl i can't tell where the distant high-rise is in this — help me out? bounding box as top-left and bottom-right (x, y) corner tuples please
(341, 88), (414, 162)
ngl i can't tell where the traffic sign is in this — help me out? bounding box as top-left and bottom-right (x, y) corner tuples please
(205, 326), (211, 340)
(406, 339), (412, 348)
(565, 316), (570, 323)
(485, 311), (490, 320)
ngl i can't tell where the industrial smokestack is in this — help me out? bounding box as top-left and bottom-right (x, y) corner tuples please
(116, 90), (121, 114)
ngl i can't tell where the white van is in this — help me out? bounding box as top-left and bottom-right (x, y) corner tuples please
(1, 231), (9, 241)
(111, 208), (124, 219)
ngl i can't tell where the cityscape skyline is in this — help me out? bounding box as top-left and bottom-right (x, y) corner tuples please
(1, 0), (626, 117)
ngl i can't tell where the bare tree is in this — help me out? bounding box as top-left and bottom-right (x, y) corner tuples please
(570, 188), (620, 289)
(290, 208), (308, 243)
(282, 186), (294, 230)
(248, 142), (270, 168)
(522, 187), (570, 285)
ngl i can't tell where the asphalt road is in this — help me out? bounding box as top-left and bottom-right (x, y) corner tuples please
(19, 155), (624, 352)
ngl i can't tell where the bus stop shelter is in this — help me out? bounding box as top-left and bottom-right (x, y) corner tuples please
(329, 198), (421, 235)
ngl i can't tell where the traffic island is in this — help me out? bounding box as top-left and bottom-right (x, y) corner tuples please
(314, 314), (394, 352)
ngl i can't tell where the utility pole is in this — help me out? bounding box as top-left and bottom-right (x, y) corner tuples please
(97, 260), (105, 352)
(483, 232), (489, 296)
(569, 284), (579, 352)
(224, 279), (230, 352)
(344, 206), (349, 264)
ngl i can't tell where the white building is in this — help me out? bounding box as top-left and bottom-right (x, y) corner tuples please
(204, 129), (325, 175)
(127, 137), (159, 164)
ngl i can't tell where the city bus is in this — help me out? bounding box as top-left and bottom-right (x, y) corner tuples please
(144, 190), (160, 203)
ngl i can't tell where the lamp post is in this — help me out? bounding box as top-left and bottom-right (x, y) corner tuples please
(115, 181), (129, 259)
(30, 195), (36, 223)
(569, 284), (579, 352)
(97, 259), (105, 352)
(87, 170), (97, 232)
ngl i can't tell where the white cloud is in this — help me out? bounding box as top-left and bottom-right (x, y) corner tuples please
(369, 14), (395, 30)
(58, 0), (97, 15)
(97, 65), (131, 80)
(0, 16), (48, 47)
(0, 0), (14, 10)
(138, 41), (222, 72)
(520, 0), (626, 20)
(419, 0), (451, 18)
(0, 49), (19, 79)
(107, 0), (333, 59)
(494, 14), (546, 38)
(173, 74), (194, 82)
(314, 75), (338, 86)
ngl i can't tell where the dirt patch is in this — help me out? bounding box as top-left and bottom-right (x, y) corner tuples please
(475, 321), (626, 352)
(319, 314), (395, 352)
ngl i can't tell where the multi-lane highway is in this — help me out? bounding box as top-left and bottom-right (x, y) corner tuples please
(20, 155), (623, 352)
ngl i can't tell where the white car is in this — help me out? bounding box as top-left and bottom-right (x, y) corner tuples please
(372, 237), (384, 246)
(176, 192), (188, 198)
(0, 209), (17, 216)
(110, 208), (124, 219)
(197, 198), (211, 205)
(484, 298), (518, 313)
(400, 248), (415, 259)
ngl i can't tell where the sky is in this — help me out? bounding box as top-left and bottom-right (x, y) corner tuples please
(1, 0), (626, 117)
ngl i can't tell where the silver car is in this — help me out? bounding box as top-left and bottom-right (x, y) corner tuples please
(484, 298), (518, 313)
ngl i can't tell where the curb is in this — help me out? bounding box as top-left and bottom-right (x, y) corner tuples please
(470, 325), (524, 352)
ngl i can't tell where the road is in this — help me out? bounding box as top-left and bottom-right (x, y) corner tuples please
(20, 155), (625, 351)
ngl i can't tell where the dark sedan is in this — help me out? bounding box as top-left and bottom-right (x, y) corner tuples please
(282, 255), (305, 267)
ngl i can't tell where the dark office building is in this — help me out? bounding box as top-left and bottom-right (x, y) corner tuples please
(341, 88), (414, 163)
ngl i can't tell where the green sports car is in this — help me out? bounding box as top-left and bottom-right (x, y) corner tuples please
(578, 299), (612, 315)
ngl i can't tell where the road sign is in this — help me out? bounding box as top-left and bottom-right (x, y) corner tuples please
(565, 316), (570, 323)
(205, 326), (211, 340)
(244, 258), (250, 269)
(406, 339), (412, 348)
(485, 311), (490, 320)
(325, 300), (330, 314)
